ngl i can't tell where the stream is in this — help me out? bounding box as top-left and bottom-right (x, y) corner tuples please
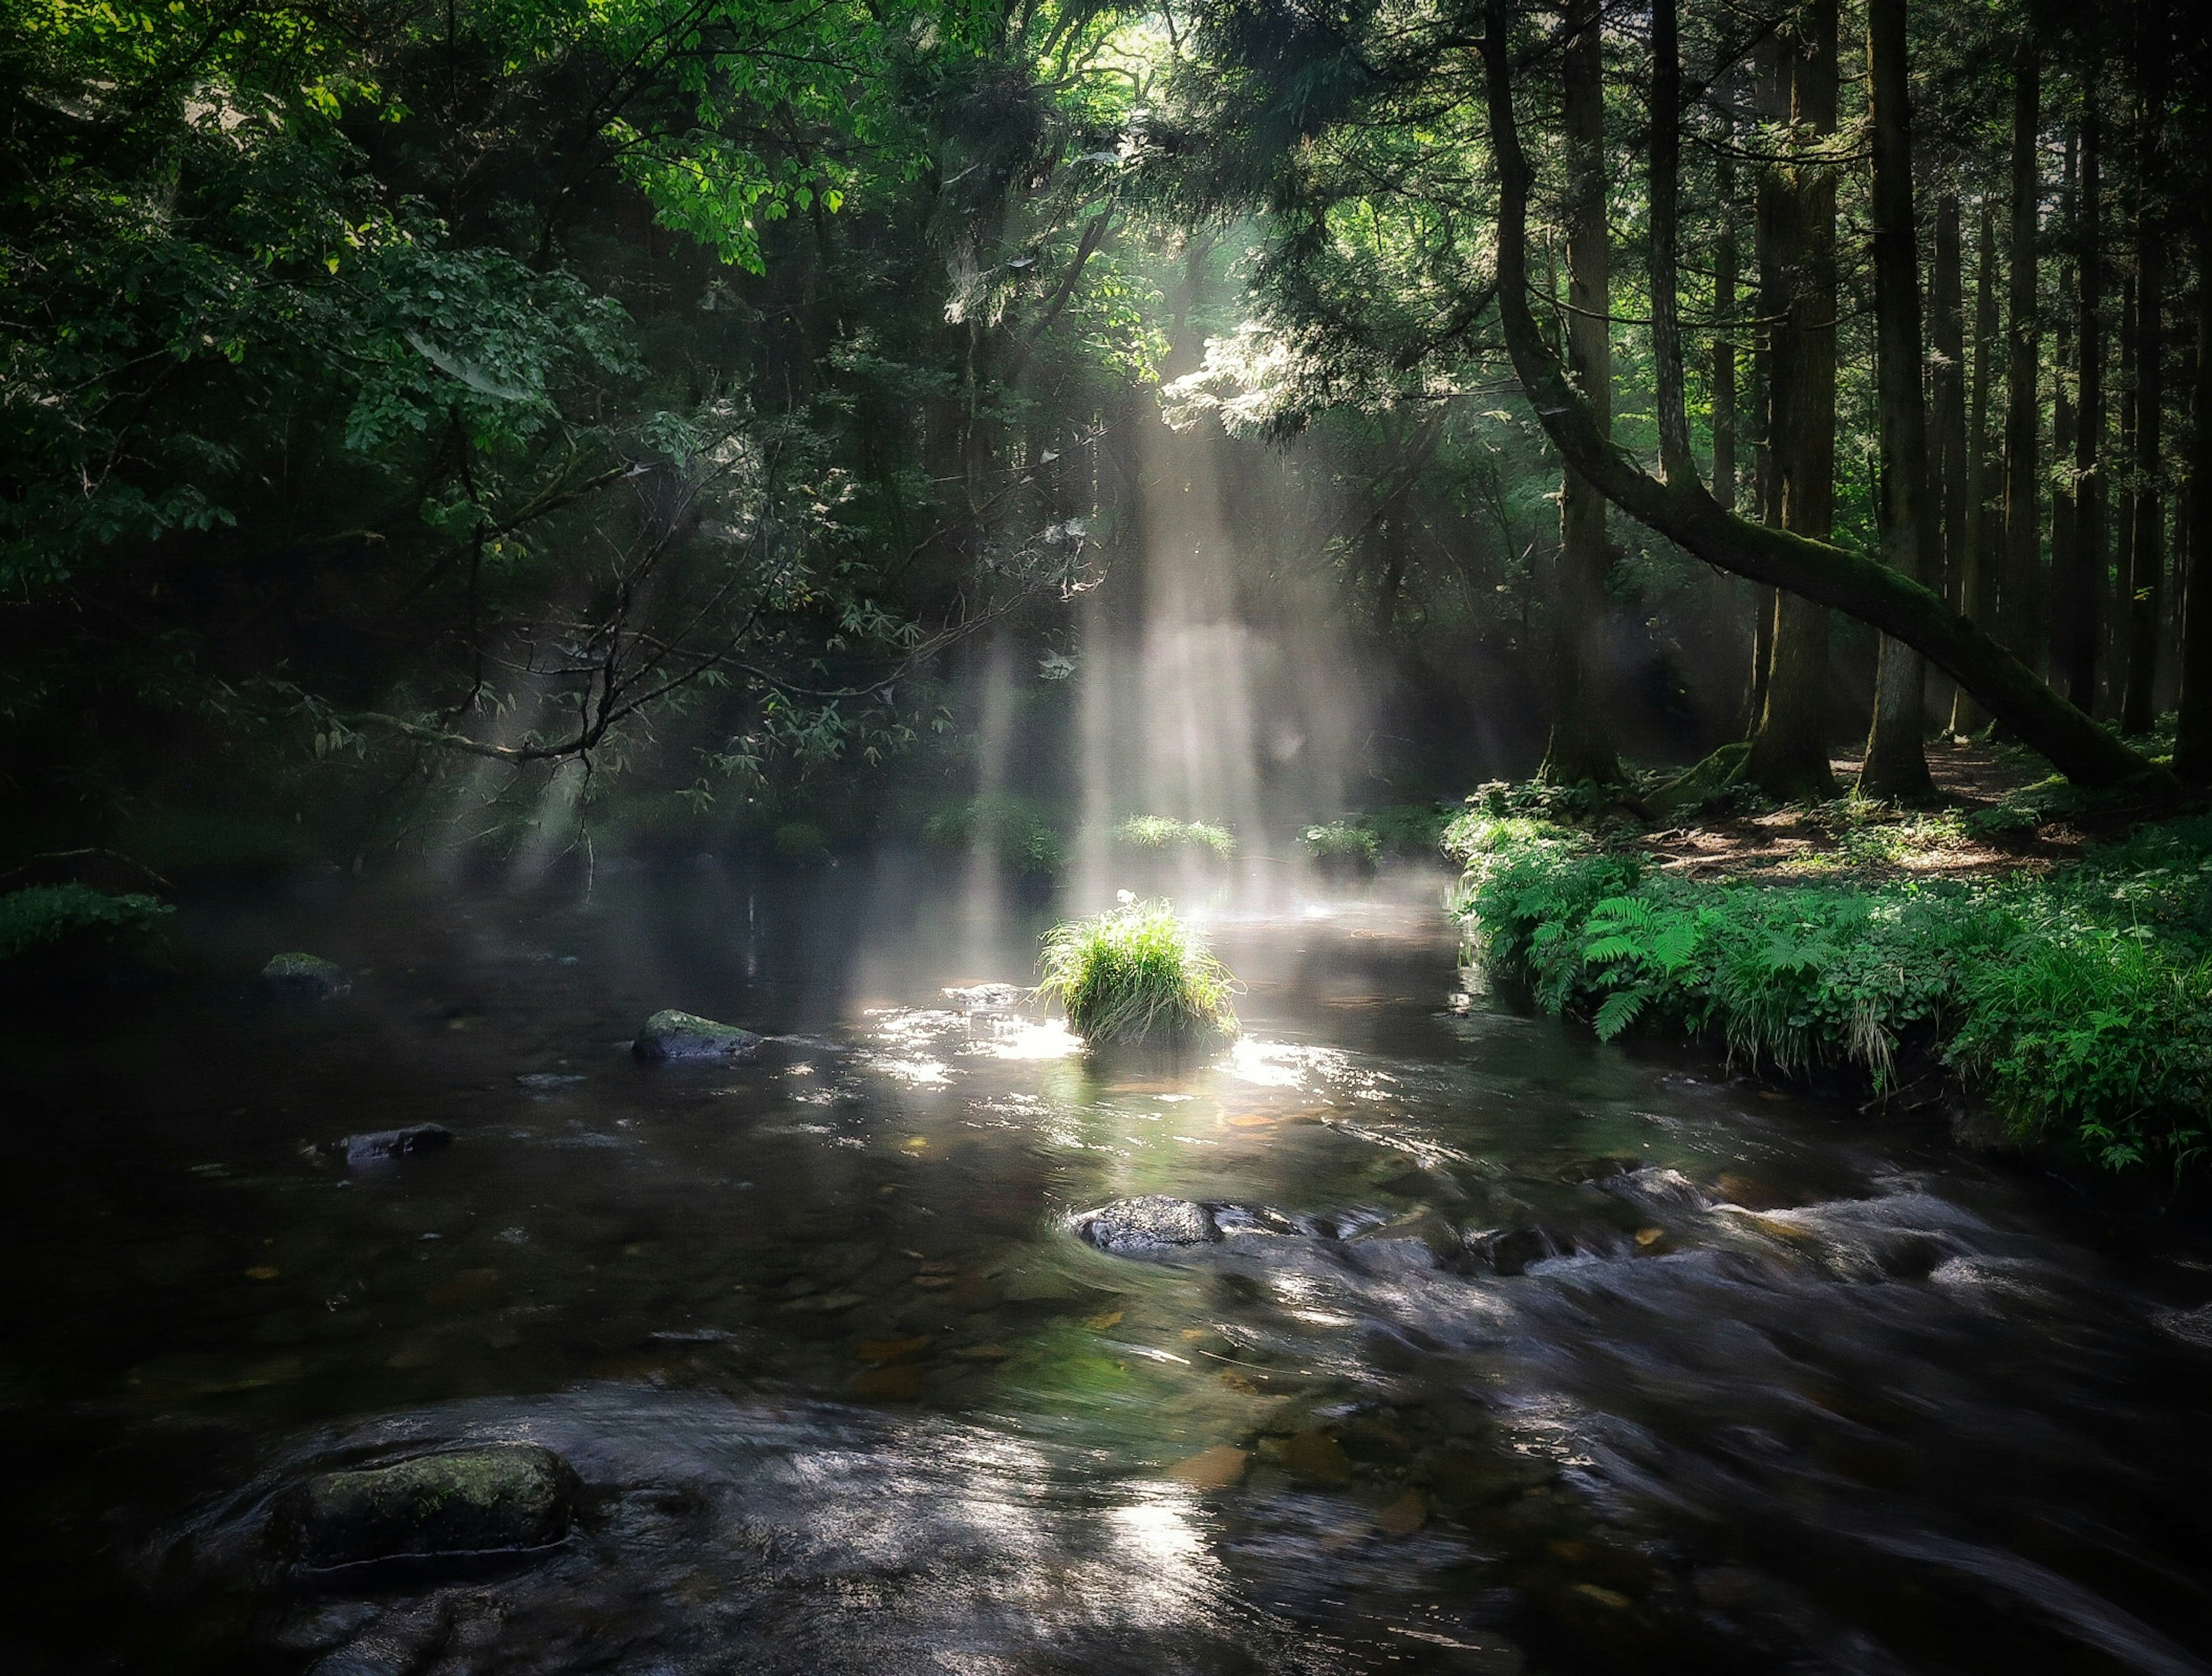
(3, 855), (2210, 1674)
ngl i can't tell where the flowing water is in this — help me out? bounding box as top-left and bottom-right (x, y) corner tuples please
(4, 857), (2211, 1675)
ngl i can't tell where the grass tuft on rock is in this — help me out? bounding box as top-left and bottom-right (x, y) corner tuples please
(1037, 899), (1239, 1048)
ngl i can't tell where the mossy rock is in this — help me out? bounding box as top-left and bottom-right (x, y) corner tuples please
(633, 1008), (762, 1062)
(260, 952), (350, 1000)
(275, 1444), (577, 1571)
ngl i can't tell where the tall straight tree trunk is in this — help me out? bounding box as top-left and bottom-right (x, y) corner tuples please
(2180, 221), (2212, 778)
(1860, 0), (1937, 799)
(1949, 199), (2001, 733)
(1713, 73), (1761, 731)
(2120, 3), (2165, 735)
(1929, 192), (1968, 722)
(1745, 44), (1784, 738)
(1649, 0), (1692, 484)
(2050, 131), (2078, 682)
(2112, 273), (2138, 710)
(1743, 1), (1842, 802)
(2060, 88), (2104, 709)
(1713, 71), (1740, 513)
(1999, 33), (2043, 668)
(1539, 0), (1622, 784)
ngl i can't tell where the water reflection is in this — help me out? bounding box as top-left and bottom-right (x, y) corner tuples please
(0, 865), (2207, 1674)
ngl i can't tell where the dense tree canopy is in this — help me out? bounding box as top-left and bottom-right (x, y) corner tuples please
(3, 0), (2209, 861)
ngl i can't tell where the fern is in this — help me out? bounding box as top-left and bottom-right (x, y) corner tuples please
(1450, 807), (2212, 1176)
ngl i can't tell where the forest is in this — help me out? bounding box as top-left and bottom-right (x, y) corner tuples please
(4, 0), (2212, 1671)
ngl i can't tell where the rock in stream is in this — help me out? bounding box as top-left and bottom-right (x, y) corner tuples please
(275, 1444), (576, 1571)
(1073, 1196), (1221, 1255)
(260, 953), (350, 1001)
(632, 1008), (763, 1063)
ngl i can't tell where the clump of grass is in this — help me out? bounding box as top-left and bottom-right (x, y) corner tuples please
(925, 793), (1066, 878)
(1113, 815), (1237, 860)
(1036, 899), (1240, 1048)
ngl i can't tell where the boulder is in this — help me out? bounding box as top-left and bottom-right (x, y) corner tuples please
(262, 953), (351, 1001)
(632, 1008), (762, 1063)
(1466, 1224), (1571, 1277)
(341, 1124), (454, 1166)
(1074, 1196), (1219, 1256)
(276, 1444), (575, 1571)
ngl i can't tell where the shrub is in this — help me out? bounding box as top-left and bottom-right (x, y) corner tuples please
(1112, 815), (1237, 860)
(1449, 813), (2212, 1176)
(924, 794), (1067, 877)
(1357, 802), (1457, 858)
(0, 884), (175, 977)
(1036, 899), (1239, 1047)
(1299, 819), (1381, 870)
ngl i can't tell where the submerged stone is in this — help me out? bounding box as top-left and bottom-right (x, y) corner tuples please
(944, 982), (1026, 1011)
(1074, 1196), (1219, 1255)
(632, 1008), (763, 1063)
(276, 1444), (576, 1571)
(340, 1124), (454, 1166)
(261, 953), (350, 1000)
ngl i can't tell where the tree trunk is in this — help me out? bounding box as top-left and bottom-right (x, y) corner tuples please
(1743, 0), (1842, 803)
(1949, 199), (2001, 733)
(1999, 34), (2043, 667)
(1539, 0), (1623, 786)
(1859, 0), (1937, 801)
(2059, 88), (2104, 710)
(1713, 72), (1739, 513)
(2049, 131), (2078, 688)
(1929, 191), (1967, 722)
(1478, 0), (2165, 791)
(2180, 221), (2212, 779)
(1649, 0), (1691, 486)
(2121, 3), (2165, 736)
(1745, 47), (1782, 738)
(2112, 272), (2138, 712)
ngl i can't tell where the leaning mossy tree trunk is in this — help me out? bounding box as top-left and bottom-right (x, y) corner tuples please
(1479, 2), (2168, 794)
(1037, 900), (1238, 1049)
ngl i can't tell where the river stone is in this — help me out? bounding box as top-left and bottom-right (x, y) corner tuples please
(341, 1124), (454, 1166)
(262, 953), (351, 1000)
(632, 1009), (762, 1063)
(1075, 1196), (1219, 1255)
(944, 983), (1025, 1011)
(277, 1444), (575, 1571)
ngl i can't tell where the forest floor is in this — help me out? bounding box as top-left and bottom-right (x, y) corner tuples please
(1637, 739), (2149, 883)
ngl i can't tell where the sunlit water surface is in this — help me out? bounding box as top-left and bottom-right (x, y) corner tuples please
(3, 855), (2210, 1674)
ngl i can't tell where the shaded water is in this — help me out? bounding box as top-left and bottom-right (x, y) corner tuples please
(3, 858), (2210, 1674)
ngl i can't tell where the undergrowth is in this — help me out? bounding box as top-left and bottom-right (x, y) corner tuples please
(923, 794), (1066, 877)
(1300, 819), (1381, 869)
(1036, 898), (1240, 1047)
(0, 885), (175, 976)
(1448, 813), (2212, 1176)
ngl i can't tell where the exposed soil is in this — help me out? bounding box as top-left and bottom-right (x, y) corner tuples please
(1638, 740), (2088, 883)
